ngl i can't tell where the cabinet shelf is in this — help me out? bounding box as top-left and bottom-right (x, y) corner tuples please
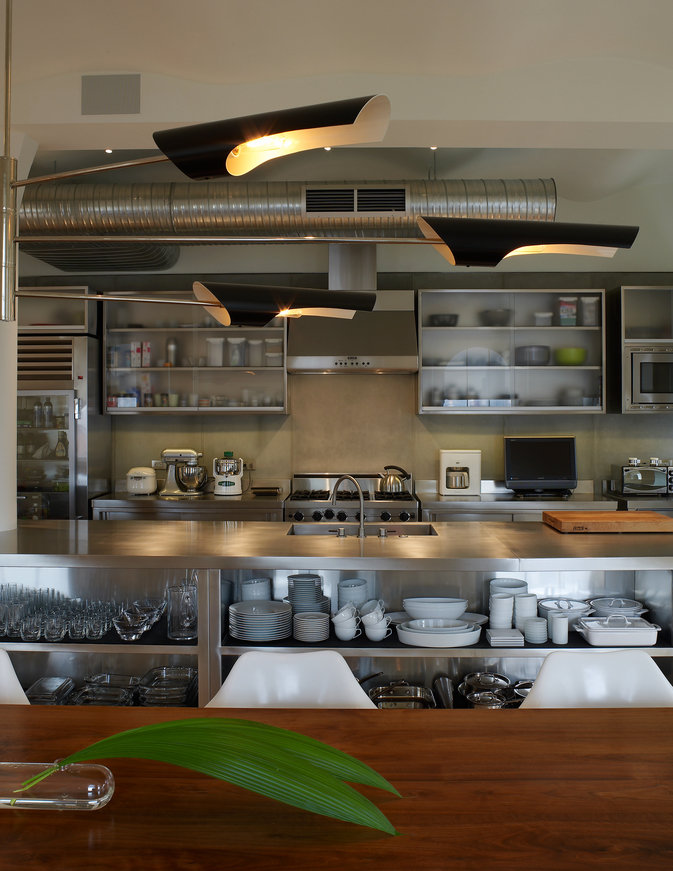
(419, 288), (606, 415)
(104, 297), (287, 414)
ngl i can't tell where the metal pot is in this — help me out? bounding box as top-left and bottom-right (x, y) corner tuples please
(380, 465), (410, 493)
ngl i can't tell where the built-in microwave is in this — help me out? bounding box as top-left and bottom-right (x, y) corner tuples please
(626, 347), (673, 410)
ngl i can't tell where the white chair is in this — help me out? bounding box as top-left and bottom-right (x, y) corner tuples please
(520, 649), (673, 708)
(206, 650), (377, 708)
(0, 649), (29, 705)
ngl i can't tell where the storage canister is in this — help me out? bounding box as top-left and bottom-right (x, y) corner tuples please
(227, 337), (246, 366)
(580, 296), (600, 326)
(558, 296), (578, 326)
(247, 338), (263, 366)
(206, 337), (225, 367)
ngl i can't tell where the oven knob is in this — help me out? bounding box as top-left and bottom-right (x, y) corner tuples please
(380, 511), (392, 522)
(293, 511), (304, 521)
(336, 511), (348, 522)
(355, 512), (362, 521)
(399, 511), (411, 522)
(312, 510), (323, 521)
(324, 509), (335, 520)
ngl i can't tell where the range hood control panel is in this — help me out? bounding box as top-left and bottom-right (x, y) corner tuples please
(333, 356), (372, 368)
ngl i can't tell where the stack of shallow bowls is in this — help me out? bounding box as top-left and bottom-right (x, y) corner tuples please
(337, 578), (369, 609)
(286, 574), (330, 614)
(240, 577), (272, 601)
(229, 600), (292, 640)
(489, 578), (528, 596)
(293, 611), (330, 642)
(396, 617), (480, 648)
(588, 597), (647, 618)
(402, 597), (468, 619)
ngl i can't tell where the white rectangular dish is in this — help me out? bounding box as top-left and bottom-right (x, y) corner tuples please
(575, 615), (661, 646)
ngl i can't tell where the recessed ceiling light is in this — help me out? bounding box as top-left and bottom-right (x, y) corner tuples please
(104, 148), (113, 154)
(430, 146), (438, 151)
(323, 146), (332, 151)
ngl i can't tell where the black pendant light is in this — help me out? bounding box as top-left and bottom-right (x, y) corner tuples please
(193, 282), (377, 327)
(416, 216), (639, 267)
(153, 95), (391, 180)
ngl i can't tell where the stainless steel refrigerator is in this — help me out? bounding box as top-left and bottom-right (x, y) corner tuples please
(17, 334), (111, 519)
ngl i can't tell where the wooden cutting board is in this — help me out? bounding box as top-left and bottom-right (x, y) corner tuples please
(543, 510), (673, 533)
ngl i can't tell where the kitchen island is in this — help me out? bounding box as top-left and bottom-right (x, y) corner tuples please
(0, 519), (672, 702)
(2, 704), (672, 870)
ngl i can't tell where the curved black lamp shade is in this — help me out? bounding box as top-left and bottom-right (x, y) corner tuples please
(193, 282), (377, 327)
(416, 217), (640, 267)
(154, 95), (390, 180)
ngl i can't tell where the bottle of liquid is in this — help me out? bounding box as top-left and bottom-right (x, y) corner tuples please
(43, 398), (53, 428)
(54, 431), (69, 459)
(166, 337), (178, 367)
(33, 400), (43, 428)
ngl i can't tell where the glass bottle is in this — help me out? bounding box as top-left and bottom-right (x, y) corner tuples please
(43, 398), (53, 428)
(33, 400), (43, 428)
(54, 431), (68, 458)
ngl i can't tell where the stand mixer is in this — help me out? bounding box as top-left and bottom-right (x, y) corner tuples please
(159, 448), (208, 498)
(213, 452), (244, 496)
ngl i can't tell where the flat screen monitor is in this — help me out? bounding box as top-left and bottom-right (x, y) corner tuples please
(504, 436), (577, 497)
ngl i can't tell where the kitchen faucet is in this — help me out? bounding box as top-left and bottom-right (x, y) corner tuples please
(331, 475), (366, 539)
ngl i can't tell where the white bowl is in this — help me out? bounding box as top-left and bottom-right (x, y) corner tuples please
(404, 618), (473, 634)
(402, 597), (468, 619)
(396, 624), (481, 648)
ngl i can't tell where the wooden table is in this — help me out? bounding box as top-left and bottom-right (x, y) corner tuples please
(2, 705), (672, 870)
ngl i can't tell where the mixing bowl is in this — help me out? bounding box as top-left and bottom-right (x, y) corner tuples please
(554, 347), (587, 365)
(176, 463), (208, 492)
(514, 345), (550, 365)
(478, 308), (512, 327)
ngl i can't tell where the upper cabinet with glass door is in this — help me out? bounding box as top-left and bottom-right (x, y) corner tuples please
(103, 293), (287, 414)
(418, 289), (605, 414)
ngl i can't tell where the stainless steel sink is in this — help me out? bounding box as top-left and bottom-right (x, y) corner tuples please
(287, 523), (438, 537)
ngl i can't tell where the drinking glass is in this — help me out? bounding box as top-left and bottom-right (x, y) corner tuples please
(167, 584), (198, 640)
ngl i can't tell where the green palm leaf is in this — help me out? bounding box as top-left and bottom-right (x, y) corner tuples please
(18, 718), (400, 835)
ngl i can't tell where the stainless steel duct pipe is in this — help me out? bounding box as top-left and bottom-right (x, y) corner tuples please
(18, 177), (557, 270)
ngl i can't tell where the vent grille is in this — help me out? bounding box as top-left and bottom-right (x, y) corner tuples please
(305, 186), (407, 214)
(305, 188), (356, 212)
(357, 188), (406, 212)
(18, 336), (75, 383)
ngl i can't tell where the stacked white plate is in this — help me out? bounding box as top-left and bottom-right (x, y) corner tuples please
(228, 600), (292, 641)
(485, 628), (525, 647)
(293, 611), (330, 642)
(396, 618), (481, 648)
(287, 574), (329, 614)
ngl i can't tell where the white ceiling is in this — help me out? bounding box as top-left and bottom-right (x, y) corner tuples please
(8, 0), (673, 272)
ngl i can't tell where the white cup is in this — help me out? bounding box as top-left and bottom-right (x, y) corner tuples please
(332, 604), (358, 623)
(551, 613), (569, 644)
(365, 624), (392, 641)
(334, 623), (362, 641)
(360, 599), (385, 625)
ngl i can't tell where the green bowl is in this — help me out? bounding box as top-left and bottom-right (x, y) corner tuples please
(554, 347), (587, 366)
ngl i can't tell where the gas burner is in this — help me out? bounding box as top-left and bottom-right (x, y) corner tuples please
(336, 489), (371, 500)
(285, 473), (420, 524)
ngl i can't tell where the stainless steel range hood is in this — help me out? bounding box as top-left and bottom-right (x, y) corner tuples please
(286, 244), (418, 373)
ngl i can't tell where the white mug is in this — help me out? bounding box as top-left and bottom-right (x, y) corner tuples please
(365, 625), (392, 641)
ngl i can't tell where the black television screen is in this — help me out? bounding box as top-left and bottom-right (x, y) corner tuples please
(504, 436), (577, 494)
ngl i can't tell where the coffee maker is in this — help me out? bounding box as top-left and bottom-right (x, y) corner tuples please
(213, 452), (244, 496)
(439, 449), (482, 496)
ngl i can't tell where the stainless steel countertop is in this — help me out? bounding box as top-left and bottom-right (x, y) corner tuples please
(1, 518), (673, 571)
(417, 479), (616, 512)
